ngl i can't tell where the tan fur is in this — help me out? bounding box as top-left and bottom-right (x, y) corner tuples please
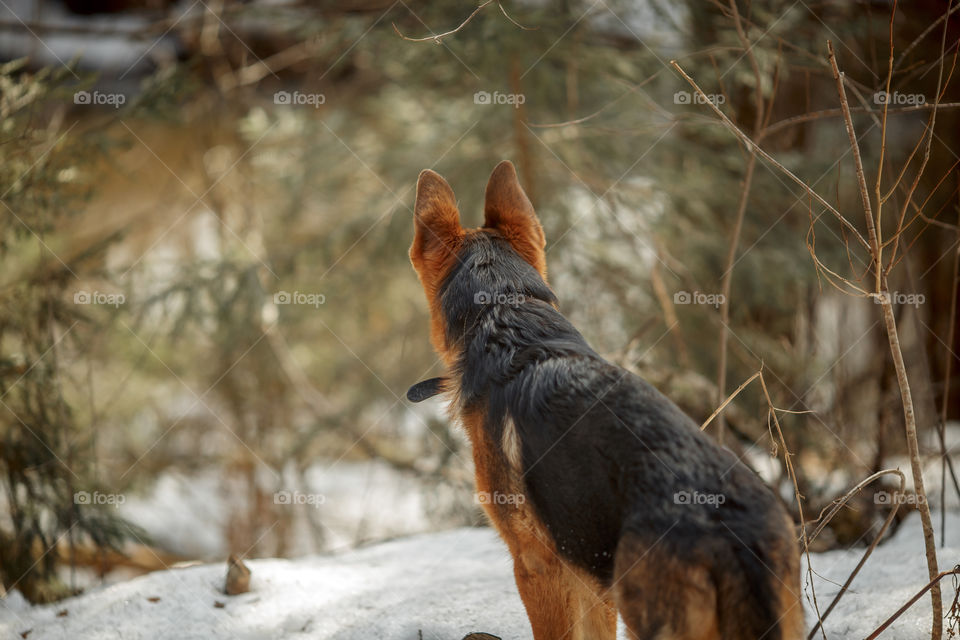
(773, 514), (805, 640)
(776, 580), (805, 640)
(501, 418), (524, 474)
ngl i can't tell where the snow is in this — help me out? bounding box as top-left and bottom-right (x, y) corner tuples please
(118, 460), (453, 560)
(3, 513), (959, 640)
(803, 510), (960, 639)
(0, 528), (527, 640)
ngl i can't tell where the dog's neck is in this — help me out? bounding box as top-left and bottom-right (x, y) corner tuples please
(409, 233), (575, 405)
(455, 295), (594, 409)
(406, 298), (558, 405)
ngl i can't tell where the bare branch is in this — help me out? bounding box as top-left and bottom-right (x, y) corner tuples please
(700, 371), (761, 431)
(498, 3), (538, 31)
(761, 102), (960, 140)
(827, 41), (880, 290)
(828, 32), (944, 640)
(393, 1), (494, 43)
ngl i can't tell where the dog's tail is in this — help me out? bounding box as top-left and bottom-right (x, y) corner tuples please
(710, 531), (803, 640)
(615, 522), (803, 640)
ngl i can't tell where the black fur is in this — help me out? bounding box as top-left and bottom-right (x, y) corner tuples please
(438, 231), (791, 639)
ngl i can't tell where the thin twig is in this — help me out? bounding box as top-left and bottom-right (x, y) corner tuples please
(498, 2), (537, 31)
(393, 1), (494, 43)
(701, 371), (761, 431)
(806, 469), (904, 544)
(827, 41), (880, 291)
(529, 69), (664, 128)
(804, 210), (871, 297)
(757, 371), (825, 637)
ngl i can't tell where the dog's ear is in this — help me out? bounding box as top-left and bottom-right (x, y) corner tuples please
(411, 169), (463, 262)
(483, 160), (546, 277)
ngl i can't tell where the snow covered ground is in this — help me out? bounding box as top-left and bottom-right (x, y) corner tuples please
(2, 512), (959, 640)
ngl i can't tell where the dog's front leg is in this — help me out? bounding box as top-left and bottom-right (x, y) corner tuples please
(507, 538), (615, 640)
(512, 547), (617, 640)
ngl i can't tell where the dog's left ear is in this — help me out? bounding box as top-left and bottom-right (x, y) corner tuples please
(483, 160), (547, 278)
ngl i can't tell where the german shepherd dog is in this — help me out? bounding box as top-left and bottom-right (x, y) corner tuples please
(407, 161), (803, 640)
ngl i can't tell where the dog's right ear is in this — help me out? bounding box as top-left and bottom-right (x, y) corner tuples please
(411, 169), (463, 263)
(483, 160), (546, 278)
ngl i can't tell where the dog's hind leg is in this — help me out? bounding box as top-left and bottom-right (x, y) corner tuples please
(571, 578), (617, 640)
(613, 533), (720, 640)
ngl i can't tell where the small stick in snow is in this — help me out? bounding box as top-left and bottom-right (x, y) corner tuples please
(864, 566), (960, 640)
(225, 554), (251, 595)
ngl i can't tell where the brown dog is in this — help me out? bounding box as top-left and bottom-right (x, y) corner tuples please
(408, 161), (803, 640)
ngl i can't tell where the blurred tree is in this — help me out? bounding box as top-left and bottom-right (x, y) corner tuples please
(0, 59), (141, 602)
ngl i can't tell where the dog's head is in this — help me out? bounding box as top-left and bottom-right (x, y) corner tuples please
(409, 161), (549, 389)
